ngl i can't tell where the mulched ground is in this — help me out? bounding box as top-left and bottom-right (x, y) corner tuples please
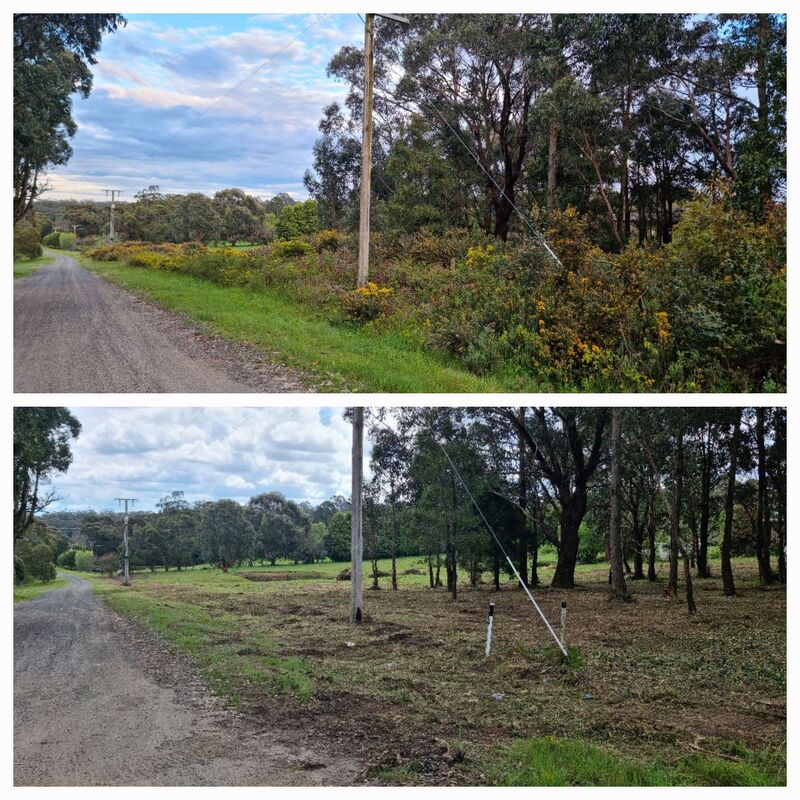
(127, 559), (786, 784)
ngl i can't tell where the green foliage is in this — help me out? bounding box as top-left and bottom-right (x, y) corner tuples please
(74, 549), (96, 572)
(16, 542), (58, 582)
(577, 524), (604, 564)
(14, 556), (26, 585)
(273, 239), (313, 258)
(57, 549), (77, 569)
(42, 230), (62, 247)
(200, 500), (254, 570)
(340, 282), (393, 322)
(58, 231), (76, 250)
(14, 223), (43, 259)
(13, 14), (125, 221)
(276, 199), (319, 240)
(324, 511), (351, 562)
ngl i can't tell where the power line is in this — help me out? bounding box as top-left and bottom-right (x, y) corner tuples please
(354, 13), (565, 269)
(370, 411), (568, 658)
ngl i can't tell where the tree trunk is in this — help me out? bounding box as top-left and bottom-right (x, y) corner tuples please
(551, 496), (585, 589)
(517, 407), (528, 587)
(547, 123), (559, 213)
(390, 500), (398, 591)
(666, 432), (684, 598)
(632, 505), (644, 579)
(647, 495), (657, 581)
(493, 553), (501, 590)
(608, 410), (627, 598)
(721, 412), (741, 597)
(756, 408), (772, 584)
(681, 545), (697, 614)
(697, 440), (712, 577)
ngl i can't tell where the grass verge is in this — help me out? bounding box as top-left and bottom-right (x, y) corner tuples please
(14, 576), (69, 603)
(493, 736), (785, 786)
(76, 254), (525, 392)
(86, 572), (317, 703)
(14, 252), (55, 279)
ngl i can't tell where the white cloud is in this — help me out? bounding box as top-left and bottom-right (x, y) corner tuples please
(50, 407), (360, 512)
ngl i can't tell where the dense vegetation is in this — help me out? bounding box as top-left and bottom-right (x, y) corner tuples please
(79, 190), (784, 391)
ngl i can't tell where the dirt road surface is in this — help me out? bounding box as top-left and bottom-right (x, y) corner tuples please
(14, 252), (307, 393)
(14, 575), (359, 786)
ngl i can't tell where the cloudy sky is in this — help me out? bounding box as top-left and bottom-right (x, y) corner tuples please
(48, 407), (364, 512)
(46, 13), (364, 201)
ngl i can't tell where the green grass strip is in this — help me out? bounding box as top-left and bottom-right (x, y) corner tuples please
(14, 577), (70, 603)
(78, 255), (525, 392)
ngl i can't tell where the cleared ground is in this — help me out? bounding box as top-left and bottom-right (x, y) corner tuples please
(13, 252), (306, 392)
(13, 573), (359, 786)
(79, 556), (786, 785)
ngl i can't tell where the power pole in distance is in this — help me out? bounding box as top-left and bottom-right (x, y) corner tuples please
(350, 407), (364, 622)
(104, 189), (123, 241)
(115, 498), (136, 585)
(357, 12), (409, 287)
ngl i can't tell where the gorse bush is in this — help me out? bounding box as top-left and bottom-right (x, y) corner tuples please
(85, 191), (785, 392)
(57, 549), (77, 569)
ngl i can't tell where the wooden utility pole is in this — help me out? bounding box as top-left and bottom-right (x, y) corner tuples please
(357, 14), (375, 288)
(115, 497), (136, 585)
(104, 189), (123, 241)
(350, 408), (364, 622)
(357, 13), (408, 287)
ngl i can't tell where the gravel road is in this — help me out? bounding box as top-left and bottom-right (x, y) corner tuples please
(14, 574), (359, 786)
(14, 252), (307, 393)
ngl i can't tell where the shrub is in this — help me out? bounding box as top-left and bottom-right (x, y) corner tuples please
(97, 552), (121, 577)
(74, 549), (96, 572)
(276, 199), (319, 240)
(314, 229), (341, 252)
(273, 239), (312, 258)
(58, 232), (77, 250)
(340, 282), (393, 322)
(14, 223), (42, 260)
(43, 230), (62, 248)
(14, 556), (26, 586)
(57, 549), (77, 569)
(26, 543), (57, 582)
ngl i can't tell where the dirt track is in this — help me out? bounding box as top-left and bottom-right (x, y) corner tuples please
(14, 252), (307, 393)
(14, 574), (359, 786)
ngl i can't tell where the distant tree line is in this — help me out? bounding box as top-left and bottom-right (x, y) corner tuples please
(31, 189), (318, 248)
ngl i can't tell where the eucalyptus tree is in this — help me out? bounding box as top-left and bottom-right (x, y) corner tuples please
(498, 407), (607, 589)
(14, 407), (81, 541)
(13, 14), (125, 222)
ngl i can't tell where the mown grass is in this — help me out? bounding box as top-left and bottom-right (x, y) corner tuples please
(14, 252), (55, 279)
(80, 555), (785, 786)
(13, 576), (69, 603)
(493, 736), (785, 786)
(76, 254), (527, 392)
